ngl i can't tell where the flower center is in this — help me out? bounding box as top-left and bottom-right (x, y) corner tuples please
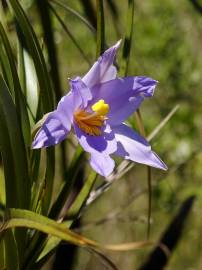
(74, 99), (109, 136)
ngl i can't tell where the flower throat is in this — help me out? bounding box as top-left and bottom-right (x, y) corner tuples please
(74, 99), (109, 136)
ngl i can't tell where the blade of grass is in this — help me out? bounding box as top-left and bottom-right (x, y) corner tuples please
(35, 171), (97, 265)
(96, 0), (105, 57)
(37, 246), (119, 270)
(0, 75), (30, 267)
(86, 247), (119, 270)
(147, 105), (180, 141)
(16, 22), (38, 121)
(0, 43), (13, 95)
(1, 208), (152, 252)
(8, 0), (55, 113)
(119, 0), (134, 76)
(0, 21), (31, 147)
(50, 0), (96, 34)
(0, 75), (30, 209)
(36, 0), (62, 103)
(42, 147), (55, 214)
(17, 36), (26, 96)
(8, 0), (56, 215)
(23, 145), (84, 267)
(79, 0), (97, 29)
(4, 230), (19, 270)
(49, 3), (91, 66)
(49, 145), (84, 219)
(106, 0), (121, 37)
(135, 108), (152, 239)
(0, 238), (6, 270)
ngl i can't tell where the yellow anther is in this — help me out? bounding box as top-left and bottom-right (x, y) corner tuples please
(91, 99), (109, 116)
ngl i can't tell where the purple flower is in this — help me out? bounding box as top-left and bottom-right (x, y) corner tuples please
(32, 41), (167, 176)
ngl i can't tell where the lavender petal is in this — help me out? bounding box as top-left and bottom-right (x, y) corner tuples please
(89, 76), (157, 126)
(74, 124), (117, 155)
(114, 124), (167, 170)
(82, 40), (121, 88)
(90, 153), (115, 177)
(32, 111), (70, 148)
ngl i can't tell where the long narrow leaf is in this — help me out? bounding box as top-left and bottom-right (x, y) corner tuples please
(119, 0), (134, 76)
(36, 0), (62, 103)
(0, 76), (30, 208)
(1, 208), (152, 252)
(8, 0), (55, 113)
(0, 21), (31, 146)
(36, 171), (97, 263)
(8, 0), (56, 215)
(51, 0), (96, 34)
(0, 75), (30, 267)
(49, 3), (92, 66)
(96, 0), (105, 57)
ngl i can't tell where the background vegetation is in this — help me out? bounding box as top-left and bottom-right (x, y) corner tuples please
(1, 0), (202, 269)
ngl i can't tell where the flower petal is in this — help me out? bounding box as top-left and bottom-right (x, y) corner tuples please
(73, 124), (117, 155)
(82, 40), (121, 88)
(32, 111), (70, 148)
(113, 124), (167, 170)
(69, 77), (92, 108)
(32, 90), (79, 149)
(90, 76), (157, 126)
(90, 153), (115, 177)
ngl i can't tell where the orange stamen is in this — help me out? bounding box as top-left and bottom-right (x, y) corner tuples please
(74, 110), (105, 136)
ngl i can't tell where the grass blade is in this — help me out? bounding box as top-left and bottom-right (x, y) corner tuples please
(0, 75), (30, 267)
(49, 3), (91, 66)
(4, 230), (19, 270)
(8, 0), (56, 214)
(79, 0), (97, 29)
(0, 75), (30, 208)
(0, 238), (6, 270)
(96, 0), (105, 57)
(8, 0), (55, 113)
(36, 0), (62, 103)
(51, 0), (96, 34)
(120, 0), (134, 76)
(36, 171), (97, 265)
(49, 145), (84, 219)
(147, 105), (180, 141)
(0, 21), (31, 147)
(1, 208), (152, 252)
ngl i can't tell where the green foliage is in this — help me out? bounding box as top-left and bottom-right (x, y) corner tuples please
(0, 0), (201, 269)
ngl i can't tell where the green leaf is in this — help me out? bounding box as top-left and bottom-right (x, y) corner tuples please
(119, 0), (134, 76)
(0, 75), (30, 209)
(96, 0), (105, 57)
(7, 0), (56, 214)
(36, 0), (62, 103)
(8, 0), (55, 114)
(51, 0), (96, 33)
(0, 208), (152, 251)
(0, 75), (31, 266)
(49, 145), (84, 219)
(42, 147), (55, 214)
(0, 43), (13, 95)
(36, 171), (97, 263)
(18, 44), (38, 121)
(0, 21), (31, 147)
(0, 237), (6, 270)
(4, 230), (19, 270)
(49, 3), (92, 66)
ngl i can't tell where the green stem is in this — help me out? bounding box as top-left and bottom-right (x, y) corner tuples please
(96, 0), (105, 57)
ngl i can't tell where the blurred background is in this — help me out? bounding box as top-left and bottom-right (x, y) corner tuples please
(2, 0), (202, 269)
(50, 1), (202, 269)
